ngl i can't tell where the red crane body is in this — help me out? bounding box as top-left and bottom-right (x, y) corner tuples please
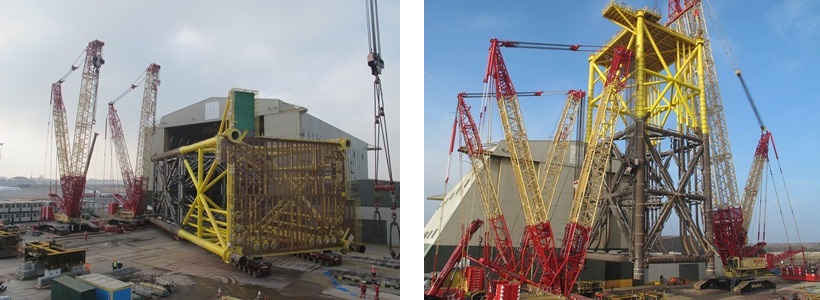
(425, 219), (484, 299)
(485, 38), (561, 288)
(106, 64), (161, 216)
(49, 40), (105, 219)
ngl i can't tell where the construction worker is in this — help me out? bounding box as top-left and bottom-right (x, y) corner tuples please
(371, 265), (376, 282)
(359, 281), (367, 298)
(374, 282), (380, 300)
(84, 262), (90, 273)
(112, 259), (118, 270)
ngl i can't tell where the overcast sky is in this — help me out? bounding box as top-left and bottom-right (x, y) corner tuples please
(0, 1), (399, 183)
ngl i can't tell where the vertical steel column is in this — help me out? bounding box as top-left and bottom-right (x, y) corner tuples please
(586, 56), (596, 142)
(632, 10), (647, 283)
(697, 38), (716, 277)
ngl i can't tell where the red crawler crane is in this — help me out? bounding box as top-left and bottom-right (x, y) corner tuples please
(106, 64), (161, 217)
(485, 38), (561, 289)
(452, 92), (518, 275)
(425, 219), (484, 300)
(49, 40), (105, 220)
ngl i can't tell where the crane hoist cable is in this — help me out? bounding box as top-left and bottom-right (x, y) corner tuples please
(473, 41), (595, 145)
(365, 0), (397, 259)
(444, 91), (547, 190)
(768, 137), (806, 256)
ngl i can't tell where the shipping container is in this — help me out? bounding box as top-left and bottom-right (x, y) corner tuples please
(77, 273), (132, 300)
(51, 276), (95, 300)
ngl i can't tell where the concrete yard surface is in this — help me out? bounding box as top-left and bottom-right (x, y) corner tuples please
(0, 225), (400, 299)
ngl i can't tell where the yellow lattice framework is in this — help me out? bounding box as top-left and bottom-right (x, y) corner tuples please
(588, 3), (708, 136)
(152, 88), (356, 265)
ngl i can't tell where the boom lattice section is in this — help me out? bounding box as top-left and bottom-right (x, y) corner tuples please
(485, 38), (558, 289)
(454, 93), (517, 273)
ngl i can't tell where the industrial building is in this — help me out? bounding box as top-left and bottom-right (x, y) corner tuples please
(424, 140), (580, 269)
(0, 199), (51, 224)
(424, 140), (706, 287)
(424, 139), (707, 288)
(151, 96), (368, 181)
(150, 93), (398, 247)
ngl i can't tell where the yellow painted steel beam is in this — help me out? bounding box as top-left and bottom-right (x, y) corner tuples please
(176, 139), (232, 253)
(591, 4), (703, 133)
(177, 229), (234, 263)
(635, 10), (646, 118)
(153, 88), (354, 265)
(571, 84), (622, 227)
(177, 137), (217, 155)
(696, 39), (708, 133)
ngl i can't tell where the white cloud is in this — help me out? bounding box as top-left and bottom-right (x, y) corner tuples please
(174, 28), (207, 49)
(767, 0), (820, 41)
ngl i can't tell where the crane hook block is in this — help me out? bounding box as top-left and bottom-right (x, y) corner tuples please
(367, 53), (384, 76)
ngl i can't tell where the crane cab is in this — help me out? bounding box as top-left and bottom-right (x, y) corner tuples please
(725, 256), (767, 276)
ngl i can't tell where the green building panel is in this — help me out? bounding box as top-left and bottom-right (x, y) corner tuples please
(232, 90), (257, 136)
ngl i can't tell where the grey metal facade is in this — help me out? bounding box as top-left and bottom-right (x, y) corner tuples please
(151, 96), (368, 185)
(151, 95), (398, 246)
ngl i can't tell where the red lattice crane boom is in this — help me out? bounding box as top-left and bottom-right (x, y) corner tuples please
(451, 93), (518, 274)
(49, 40), (105, 219)
(107, 104), (134, 210)
(485, 38), (559, 288)
(106, 63), (161, 216)
(553, 46), (632, 296)
(537, 90), (585, 225)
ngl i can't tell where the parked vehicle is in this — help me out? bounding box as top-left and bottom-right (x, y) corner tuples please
(297, 250), (342, 266)
(238, 257), (272, 278)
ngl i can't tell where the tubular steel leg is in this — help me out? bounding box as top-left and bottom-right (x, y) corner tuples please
(702, 137), (716, 276)
(633, 120), (646, 282)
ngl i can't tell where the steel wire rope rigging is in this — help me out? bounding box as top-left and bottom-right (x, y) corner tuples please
(365, 0), (398, 259)
(701, 2), (809, 281)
